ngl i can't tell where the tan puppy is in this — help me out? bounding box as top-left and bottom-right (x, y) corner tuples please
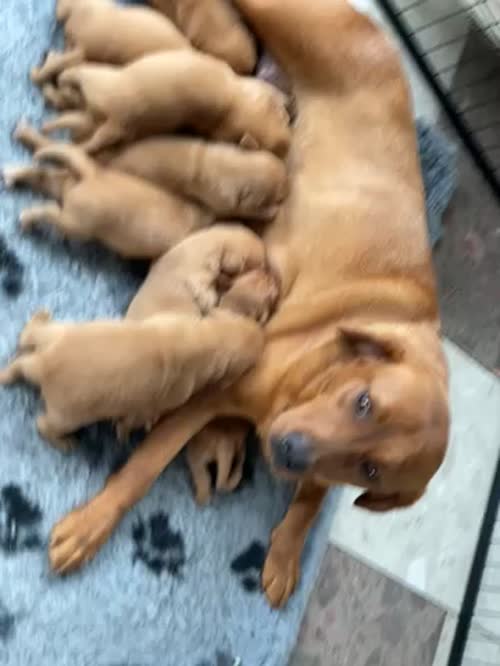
(45, 50), (290, 156)
(0, 309), (263, 455)
(31, 0), (189, 87)
(150, 0), (256, 74)
(14, 122), (288, 222)
(126, 224), (279, 323)
(40, 0), (449, 610)
(120, 221), (277, 469)
(3, 141), (212, 259)
(104, 138), (288, 221)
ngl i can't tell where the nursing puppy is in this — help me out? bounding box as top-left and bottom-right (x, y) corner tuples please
(102, 137), (288, 221)
(126, 224), (279, 324)
(150, 0), (256, 74)
(0, 222), (277, 466)
(0, 309), (264, 455)
(31, 0), (189, 108)
(13, 122), (288, 222)
(40, 0), (449, 610)
(3, 141), (212, 259)
(44, 50), (291, 156)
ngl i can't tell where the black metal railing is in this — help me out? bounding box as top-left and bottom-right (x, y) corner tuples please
(378, 0), (500, 201)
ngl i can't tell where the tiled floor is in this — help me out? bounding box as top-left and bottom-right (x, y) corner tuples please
(292, 1), (500, 665)
(291, 546), (445, 666)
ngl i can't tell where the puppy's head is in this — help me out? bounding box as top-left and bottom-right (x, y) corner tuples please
(264, 325), (449, 512)
(230, 152), (288, 220)
(236, 79), (292, 158)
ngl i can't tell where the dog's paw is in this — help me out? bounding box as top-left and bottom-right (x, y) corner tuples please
(262, 545), (300, 609)
(49, 503), (120, 574)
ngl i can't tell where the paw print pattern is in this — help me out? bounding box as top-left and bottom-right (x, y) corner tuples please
(230, 541), (266, 593)
(0, 599), (15, 643)
(132, 512), (186, 577)
(0, 235), (24, 298)
(196, 651), (241, 666)
(0, 484), (43, 554)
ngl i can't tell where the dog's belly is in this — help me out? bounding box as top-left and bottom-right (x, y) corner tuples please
(263, 95), (427, 305)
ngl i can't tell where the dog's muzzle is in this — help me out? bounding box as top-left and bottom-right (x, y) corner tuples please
(271, 431), (312, 473)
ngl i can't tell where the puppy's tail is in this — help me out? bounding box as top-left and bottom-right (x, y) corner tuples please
(58, 65), (119, 116)
(34, 143), (97, 180)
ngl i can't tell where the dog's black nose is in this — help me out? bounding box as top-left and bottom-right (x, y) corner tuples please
(271, 432), (312, 473)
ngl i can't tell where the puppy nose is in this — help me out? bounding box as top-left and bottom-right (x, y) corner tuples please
(271, 432), (312, 473)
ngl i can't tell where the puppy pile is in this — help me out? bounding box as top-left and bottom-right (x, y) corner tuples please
(2, 1), (288, 488)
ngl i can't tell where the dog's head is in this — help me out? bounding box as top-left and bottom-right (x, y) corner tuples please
(264, 324), (449, 512)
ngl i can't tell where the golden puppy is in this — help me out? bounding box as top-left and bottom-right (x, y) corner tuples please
(14, 122), (288, 222)
(44, 50), (290, 156)
(126, 224), (279, 323)
(104, 138), (288, 221)
(3, 141), (212, 259)
(123, 224), (278, 454)
(39, 0), (449, 611)
(0, 309), (263, 455)
(150, 0), (256, 74)
(31, 0), (189, 88)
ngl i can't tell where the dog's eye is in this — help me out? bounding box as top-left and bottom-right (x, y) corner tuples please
(354, 391), (372, 419)
(361, 461), (379, 481)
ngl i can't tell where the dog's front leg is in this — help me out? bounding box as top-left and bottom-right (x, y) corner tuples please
(262, 480), (327, 608)
(49, 397), (218, 574)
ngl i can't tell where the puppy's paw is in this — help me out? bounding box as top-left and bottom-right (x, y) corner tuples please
(219, 268), (280, 324)
(262, 545), (300, 609)
(186, 420), (247, 504)
(19, 209), (34, 232)
(2, 167), (18, 189)
(30, 66), (43, 85)
(12, 120), (41, 150)
(31, 308), (51, 323)
(50, 503), (119, 574)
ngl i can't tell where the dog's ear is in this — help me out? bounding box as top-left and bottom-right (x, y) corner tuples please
(240, 133), (260, 150)
(354, 489), (424, 512)
(338, 326), (404, 362)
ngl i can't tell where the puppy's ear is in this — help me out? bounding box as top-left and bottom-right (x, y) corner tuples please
(338, 326), (404, 362)
(354, 489), (424, 512)
(240, 133), (260, 150)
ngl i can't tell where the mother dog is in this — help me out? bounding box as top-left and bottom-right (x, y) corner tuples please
(48, 0), (450, 607)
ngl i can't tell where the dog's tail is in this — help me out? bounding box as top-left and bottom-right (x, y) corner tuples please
(34, 143), (97, 180)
